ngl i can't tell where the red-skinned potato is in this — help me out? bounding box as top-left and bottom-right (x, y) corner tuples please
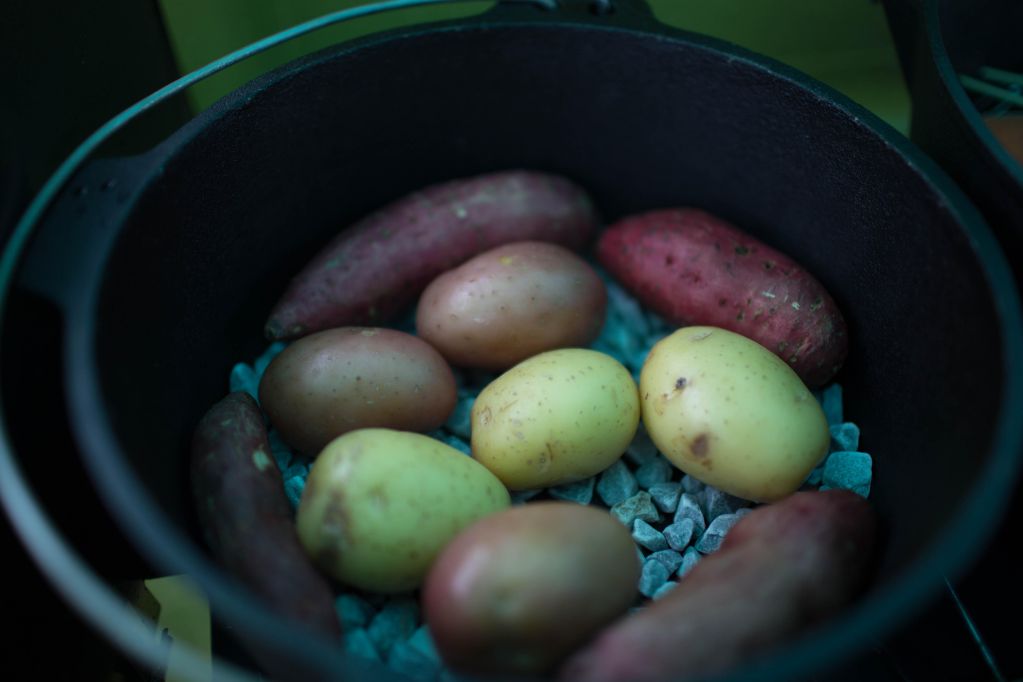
(598, 208), (847, 387)
(258, 327), (456, 456)
(559, 490), (876, 682)
(265, 170), (599, 340)
(422, 502), (641, 677)
(416, 241), (607, 370)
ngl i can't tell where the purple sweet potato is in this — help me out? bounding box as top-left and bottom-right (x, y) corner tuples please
(265, 170), (599, 340)
(191, 391), (341, 638)
(559, 490), (876, 682)
(597, 209), (847, 387)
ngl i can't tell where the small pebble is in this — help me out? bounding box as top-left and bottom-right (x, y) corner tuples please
(444, 391), (475, 439)
(367, 599), (419, 658)
(625, 426), (659, 467)
(635, 456), (673, 489)
(648, 481), (682, 513)
(267, 428), (293, 471)
(597, 460), (640, 506)
(703, 486), (750, 520)
(632, 519), (669, 552)
(388, 639), (439, 681)
(820, 383), (843, 425)
(335, 593), (374, 629)
(283, 476), (305, 509)
(549, 477), (595, 505)
(652, 580), (679, 600)
(428, 430), (471, 456)
(229, 363), (258, 399)
(680, 474), (705, 495)
(253, 341), (287, 378)
(510, 488), (543, 505)
(805, 464), (824, 486)
(663, 518), (696, 551)
(343, 628), (381, 662)
(611, 491), (660, 527)
(674, 493), (706, 538)
(638, 559), (671, 598)
(822, 451), (873, 497)
(647, 549), (684, 575)
(408, 626), (441, 662)
(677, 546), (701, 579)
(830, 422), (860, 453)
(606, 280), (650, 340)
(694, 512), (744, 554)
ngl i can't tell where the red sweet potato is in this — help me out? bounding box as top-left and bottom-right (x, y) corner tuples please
(191, 391), (341, 638)
(597, 209), (847, 387)
(558, 490), (876, 682)
(265, 170), (599, 340)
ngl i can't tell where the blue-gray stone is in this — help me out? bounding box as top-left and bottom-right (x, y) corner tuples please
(549, 477), (595, 505)
(677, 546), (701, 579)
(663, 519), (696, 551)
(805, 464), (824, 487)
(822, 451), (873, 497)
(444, 391), (475, 439)
(695, 512), (744, 554)
(229, 363), (258, 399)
(387, 639), (438, 681)
(408, 625), (440, 662)
(510, 488), (543, 505)
(680, 474), (705, 495)
(635, 456), (674, 489)
(819, 383), (843, 425)
(638, 559), (671, 598)
(367, 599), (419, 657)
(648, 481), (683, 513)
(652, 580), (679, 600)
(829, 422), (861, 453)
(343, 628), (381, 662)
(632, 519), (669, 552)
(625, 426), (660, 467)
(674, 493), (706, 538)
(611, 491), (660, 527)
(597, 460), (640, 506)
(268, 428), (294, 471)
(432, 431), (471, 456)
(283, 476), (306, 509)
(335, 593), (374, 629)
(703, 486), (750, 520)
(647, 549), (684, 575)
(253, 341), (288, 378)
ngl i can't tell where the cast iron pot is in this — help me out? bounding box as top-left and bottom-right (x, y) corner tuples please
(2, 0), (1022, 680)
(882, 0), (1023, 287)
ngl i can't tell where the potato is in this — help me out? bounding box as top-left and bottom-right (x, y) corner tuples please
(258, 327), (456, 456)
(296, 429), (510, 593)
(416, 241), (607, 370)
(190, 392), (342, 638)
(471, 348), (640, 490)
(423, 502), (641, 676)
(558, 491), (876, 682)
(265, 170), (599, 340)
(598, 208), (847, 387)
(640, 326), (828, 502)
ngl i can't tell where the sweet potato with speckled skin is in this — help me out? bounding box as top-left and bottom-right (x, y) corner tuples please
(265, 170), (599, 340)
(559, 490), (875, 682)
(597, 209), (847, 387)
(191, 391), (341, 638)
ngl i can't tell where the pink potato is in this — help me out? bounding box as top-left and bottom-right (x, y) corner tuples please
(559, 490), (876, 682)
(423, 502), (640, 677)
(597, 209), (848, 387)
(416, 241), (607, 370)
(265, 170), (599, 340)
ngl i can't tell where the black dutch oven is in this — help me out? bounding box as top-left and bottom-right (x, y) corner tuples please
(2, 0), (1022, 680)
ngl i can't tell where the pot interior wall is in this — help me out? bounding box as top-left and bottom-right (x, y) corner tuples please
(91, 24), (1003, 592)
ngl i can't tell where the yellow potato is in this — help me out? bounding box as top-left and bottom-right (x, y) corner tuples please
(296, 429), (510, 593)
(639, 326), (828, 502)
(471, 349), (640, 490)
